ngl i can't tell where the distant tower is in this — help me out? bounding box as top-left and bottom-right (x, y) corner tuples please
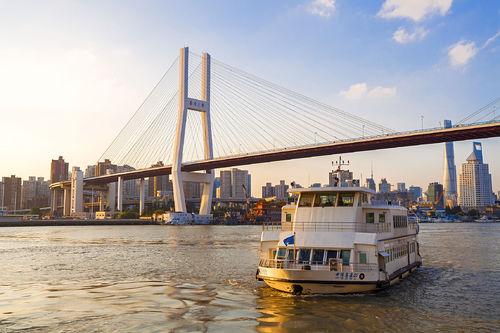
(442, 120), (457, 207)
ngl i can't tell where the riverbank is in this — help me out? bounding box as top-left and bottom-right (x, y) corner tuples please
(0, 219), (158, 227)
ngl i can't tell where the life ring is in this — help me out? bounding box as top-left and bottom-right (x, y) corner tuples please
(359, 273), (365, 280)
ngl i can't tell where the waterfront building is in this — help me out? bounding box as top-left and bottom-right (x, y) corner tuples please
(329, 169), (353, 187)
(458, 142), (494, 209)
(21, 176), (50, 209)
(0, 180), (4, 210)
(408, 186), (422, 202)
(217, 168), (250, 200)
(378, 178), (391, 193)
(365, 178), (376, 191)
(274, 180), (289, 201)
(426, 182), (444, 210)
(231, 168), (250, 200)
(218, 170), (232, 199)
(147, 162), (170, 198)
(397, 182), (406, 192)
(184, 181), (201, 199)
(213, 177), (221, 198)
(442, 120), (458, 207)
(84, 165), (96, 178)
(50, 156), (69, 183)
(96, 159), (117, 177)
(262, 182), (274, 198)
(70, 167), (83, 215)
(2, 175), (22, 211)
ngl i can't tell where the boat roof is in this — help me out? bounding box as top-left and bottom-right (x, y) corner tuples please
(288, 186), (376, 195)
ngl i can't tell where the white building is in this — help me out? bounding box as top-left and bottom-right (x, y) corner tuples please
(458, 142), (494, 209)
(218, 170), (232, 199)
(70, 167), (84, 215)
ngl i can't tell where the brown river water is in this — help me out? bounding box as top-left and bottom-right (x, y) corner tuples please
(0, 223), (499, 332)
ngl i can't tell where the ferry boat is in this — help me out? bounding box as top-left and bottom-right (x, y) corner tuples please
(256, 185), (422, 294)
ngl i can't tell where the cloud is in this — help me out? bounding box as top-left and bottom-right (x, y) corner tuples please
(393, 27), (428, 44)
(367, 86), (397, 98)
(378, 0), (452, 22)
(305, 0), (336, 18)
(448, 41), (478, 67)
(340, 83), (396, 99)
(482, 30), (500, 49)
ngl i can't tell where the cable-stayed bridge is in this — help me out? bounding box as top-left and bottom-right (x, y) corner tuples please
(50, 47), (500, 217)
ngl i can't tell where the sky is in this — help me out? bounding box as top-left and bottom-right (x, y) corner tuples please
(0, 0), (499, 196)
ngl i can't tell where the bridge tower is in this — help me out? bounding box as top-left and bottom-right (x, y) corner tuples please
(172, 47), (214, 215)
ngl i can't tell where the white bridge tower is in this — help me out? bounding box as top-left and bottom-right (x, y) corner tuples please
(172, 47), (214, 215)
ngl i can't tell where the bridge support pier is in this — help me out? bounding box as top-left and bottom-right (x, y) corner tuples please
(51, 189), (57, 214)
(108, 182), (116, 213)
(139, 178), (145, 216)
(172, 47), (214, 215)
(117, 176), (123, 212)
(63, 187), (71, 217)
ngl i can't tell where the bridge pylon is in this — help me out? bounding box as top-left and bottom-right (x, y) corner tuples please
(172, 47), (214, 215)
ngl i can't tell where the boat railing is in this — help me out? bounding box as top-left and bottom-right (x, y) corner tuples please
(263, 221), (392, 233)
(258, 258), (378, 272)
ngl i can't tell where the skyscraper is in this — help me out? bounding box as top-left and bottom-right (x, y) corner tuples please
(378, 178), (391, 193)
(427, 182), (444, 210)
(21, 176), (49, 209)
(442, 120), (457, 207)
(458, 142), (493, 209)
(50, 156), (69, 183)
(2, 175), (22, 211)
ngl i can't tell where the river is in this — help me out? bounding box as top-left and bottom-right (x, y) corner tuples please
(0, 223), (499, 332)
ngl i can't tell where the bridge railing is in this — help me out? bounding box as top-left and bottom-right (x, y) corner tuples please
(262, 221), (392, 233)
(258, 258), (378, 272)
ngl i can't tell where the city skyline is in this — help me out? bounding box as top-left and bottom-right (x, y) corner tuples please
(0, 0), (499, 196)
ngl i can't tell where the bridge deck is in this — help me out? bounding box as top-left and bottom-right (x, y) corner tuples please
(50, 121), (500, 187)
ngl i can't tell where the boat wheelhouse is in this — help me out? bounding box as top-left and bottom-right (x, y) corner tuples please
(256, 186), (422, 294)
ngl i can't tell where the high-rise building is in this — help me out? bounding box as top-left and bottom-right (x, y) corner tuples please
(231, 168), (249, 200)
(217, 168), (250, 200)
(329, 169), (353, 187)
(218, 170), (232, 199)
(365, 178), (376, 191)
(408, 186), (422, 202)
(458, 142), (494, 209)
(147, 162), (170, 198)
(442, 120), (458, 207)
(274, 180), (289, 201)
(262, 182), (274, 198)
(50, 156), (69, 184)
(378, 178), (391, 193)
(396, 182), (406, 192)
(96, 159), (117, 177)
(427, 182), (444, 209)
(21, 177), (48, 209)
(1, 175), (22, 211)
(0, 180), (4, 210)
(84, 165), (96, 178)
(70, 167), (83, 215)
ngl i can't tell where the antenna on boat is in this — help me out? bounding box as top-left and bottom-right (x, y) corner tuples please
(333, 156), (350, 172)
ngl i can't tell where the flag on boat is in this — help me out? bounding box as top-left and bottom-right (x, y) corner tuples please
(283, 234), (295, 246)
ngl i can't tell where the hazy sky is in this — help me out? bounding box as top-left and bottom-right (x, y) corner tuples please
(0, 0), (499, 196)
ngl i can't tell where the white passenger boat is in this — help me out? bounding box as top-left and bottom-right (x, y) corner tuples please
(256, 186), (422, 294)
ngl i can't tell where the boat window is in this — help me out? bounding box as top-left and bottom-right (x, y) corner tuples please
(298, 193), (314, 207)
(338, 193), (354, 207)
(359, 252), (367, 264)
(276, 248), (286, 259)
(298, 249), (311, 263)
(361, 193), (369, 204)
(312, 249), (325, 263)
(285, 213), (292, 222)
(340, 250), (351, 265)
(286, 249), (297, 261)
(379, 213), (386, 223)
(366, 212), (374, 223)
(270, 249), (277, 259)
(326, 250), (337, 262)
(314, 193), (337, 207)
